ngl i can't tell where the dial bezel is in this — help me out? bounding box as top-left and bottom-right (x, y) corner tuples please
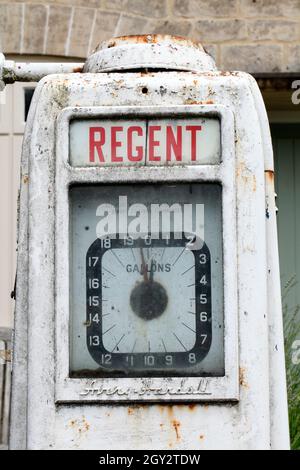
(86, 233), (212, 376)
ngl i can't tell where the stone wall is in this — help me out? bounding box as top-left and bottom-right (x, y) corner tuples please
(0, 0), (299, 72)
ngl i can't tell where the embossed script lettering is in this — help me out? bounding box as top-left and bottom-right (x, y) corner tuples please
(79, 379), (211, 398)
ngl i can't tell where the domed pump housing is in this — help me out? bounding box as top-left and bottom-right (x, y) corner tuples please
(84, 34), (217, 73)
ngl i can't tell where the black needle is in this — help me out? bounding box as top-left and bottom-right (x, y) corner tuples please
(149, 257), (154, 282)
(140, 248), (149, 282)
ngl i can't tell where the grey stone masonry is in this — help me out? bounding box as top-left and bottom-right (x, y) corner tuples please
(0, 0), (299, 72)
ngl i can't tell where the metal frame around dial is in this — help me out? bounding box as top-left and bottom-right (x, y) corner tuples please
(55, 104), (238, 403)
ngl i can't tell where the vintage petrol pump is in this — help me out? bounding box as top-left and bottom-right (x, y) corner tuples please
(1, 35), (289, 449)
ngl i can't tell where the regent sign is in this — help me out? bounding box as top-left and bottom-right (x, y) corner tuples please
(70, 117), (220, 166)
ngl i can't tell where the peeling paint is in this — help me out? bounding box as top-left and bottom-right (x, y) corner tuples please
(239, 367), (249, 389)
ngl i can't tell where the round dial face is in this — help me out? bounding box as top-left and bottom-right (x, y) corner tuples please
(86, 233), (211, 374)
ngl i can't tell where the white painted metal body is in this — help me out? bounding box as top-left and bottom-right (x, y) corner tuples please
(8, 36), (289, 450)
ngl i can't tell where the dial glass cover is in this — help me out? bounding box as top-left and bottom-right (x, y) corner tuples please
(70, 184), (224, 377)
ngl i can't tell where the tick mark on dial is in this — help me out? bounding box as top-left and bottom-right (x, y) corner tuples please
(173, 333), (187, 351)
(181, 265), (195, 276)
(131, 339), (137, 353)
(172, 247), (185, 266)
(182, 322), (196, 333)
(131, 248), (137, 264)
(103, 324), (116, 335)
(112, 334), (126, 352)
(111, 249), (125, 267)
(161, 338), (167, 352)
(103, 267), (116, 277)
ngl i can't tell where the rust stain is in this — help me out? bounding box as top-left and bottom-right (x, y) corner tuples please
(0, 349), (11, 362)
(83, 420), (90, 432)
(199, 434), (205, 440)
(23, 175), (29, 184)
(127, 404), (148, 415)
(239, 367), (249, 389)
(156, 405), (182, 444)
(188, 403), (197, 411)
(265, 169), (274, 183)
(172, 420), (181, 440)
(72, 66), (83, 73)
(93, 34), (206, 56)
(236, 162), (257, 192)
(185, 99), (214, 105)
(105, 34), (202, 47)
(68, 416), (90, 433)
(139, 71), (151, 77)
(165, 404), (174, 417)
(219, 71), (241, 77)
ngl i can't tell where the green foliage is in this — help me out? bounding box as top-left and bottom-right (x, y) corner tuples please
(282, 276), (300, 450)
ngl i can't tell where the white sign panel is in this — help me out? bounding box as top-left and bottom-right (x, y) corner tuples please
(70, 118), (220, 166)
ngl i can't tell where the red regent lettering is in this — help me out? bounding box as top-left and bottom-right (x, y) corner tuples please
(89, 124), (203, 163)
(166, 125), (182, 161)
(186, 125), (202, 161)
(148, 125), (161, 162)
(127, 126), (143, 162)
(111, 126), (123, 162)
(89, 127), (105, 162)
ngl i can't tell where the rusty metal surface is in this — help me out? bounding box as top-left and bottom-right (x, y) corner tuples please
(84, 35), (216, 74)
(0, 59), (84, 85)
(96, 34), (207, 51)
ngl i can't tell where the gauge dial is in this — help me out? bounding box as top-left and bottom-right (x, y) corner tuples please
(86, 233), (211, 374)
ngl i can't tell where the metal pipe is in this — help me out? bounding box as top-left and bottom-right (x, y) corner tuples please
(0, 54), (84, 88)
